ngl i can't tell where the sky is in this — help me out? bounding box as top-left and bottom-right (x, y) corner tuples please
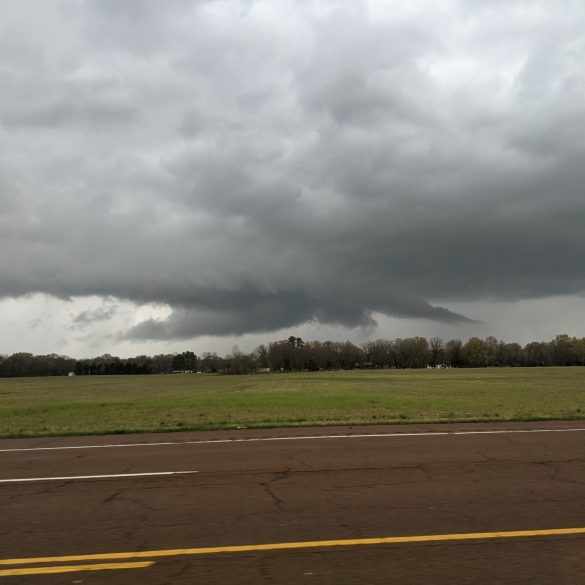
(1, 0), (585, 358)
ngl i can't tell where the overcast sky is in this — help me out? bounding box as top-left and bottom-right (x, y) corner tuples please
(1, 0), (585, 358)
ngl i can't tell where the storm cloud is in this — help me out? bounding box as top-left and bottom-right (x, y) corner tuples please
(1, 0), (585, 341)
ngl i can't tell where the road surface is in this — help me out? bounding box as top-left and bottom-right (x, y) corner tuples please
(1, 421), (585, 583)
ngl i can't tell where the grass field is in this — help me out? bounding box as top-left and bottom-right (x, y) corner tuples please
(1, 367), (584, 438)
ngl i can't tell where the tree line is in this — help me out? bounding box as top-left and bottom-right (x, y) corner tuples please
(1, 334), (585, 377)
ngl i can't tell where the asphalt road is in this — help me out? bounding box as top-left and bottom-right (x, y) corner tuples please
(1, 421), (585, 584)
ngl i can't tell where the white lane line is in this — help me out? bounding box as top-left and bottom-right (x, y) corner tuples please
(0, 471), (198, 483)
(1, 427), (585, 453)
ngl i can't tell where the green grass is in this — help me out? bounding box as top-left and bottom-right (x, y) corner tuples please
(0, 368), (584, 438)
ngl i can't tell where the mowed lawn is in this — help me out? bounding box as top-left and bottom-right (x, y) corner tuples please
(0, 368), (584, 438)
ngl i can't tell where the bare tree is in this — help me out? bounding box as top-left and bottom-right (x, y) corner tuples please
(429, 337), (444, 367)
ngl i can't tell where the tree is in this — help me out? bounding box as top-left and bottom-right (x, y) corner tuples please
(182, 351), (197, 371)
(225, 345), (257, 375)
(552, 334), (578, 366)
(151, 354), (174, 374)
(172, 351), (197, 372)
(503, 343), (523, 366)
(429, 337), (444, 367)
(199, 352), (224, 373)
(485, 336), (499, 367)
(523, 342), (551, 367)
(336, 341), (363, 369)
(362, 339), (392, 368)
(462, 337), (488, 367)
(394, 338), (429, 368)
(445, 339), (463, 367)
(254, 345), (270, 369)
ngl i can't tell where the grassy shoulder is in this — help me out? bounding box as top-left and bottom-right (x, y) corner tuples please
(0, 367), (584, 438)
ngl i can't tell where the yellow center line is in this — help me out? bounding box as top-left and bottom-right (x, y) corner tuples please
(1, 527), (585, 567)
(0, 561), (153, 577)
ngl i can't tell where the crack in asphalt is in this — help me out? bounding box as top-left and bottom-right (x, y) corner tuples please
(289, 451), (312, 470)
(102, 486), (128, 504)
(260, 471), (290, 510)
(257, 556), (271, 583)
(540, 461), (585, 487)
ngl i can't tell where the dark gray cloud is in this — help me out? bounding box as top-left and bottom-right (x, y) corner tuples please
(1, 0), (585, 340)
(73, 305), (119, 327)
(125, 291), (472, 340)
